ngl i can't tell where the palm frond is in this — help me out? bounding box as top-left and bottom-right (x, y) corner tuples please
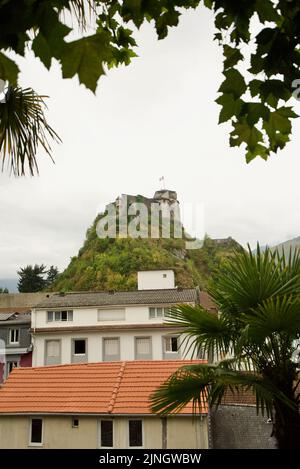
(244, 296), (300, 342)
(209, 245), (300, 317)
(150, 362), (296, 417)
(0, 86), (61, 176)
(63, 0), (96, 30)
(165, 304), (232, 360)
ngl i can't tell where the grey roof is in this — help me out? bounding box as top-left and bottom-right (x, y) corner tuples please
(0, 312), (31, 324)
(0, 313), (15, 321)
(35, 288), (198, 309)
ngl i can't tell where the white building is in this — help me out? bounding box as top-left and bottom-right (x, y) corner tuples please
(31, 271), (208, 367)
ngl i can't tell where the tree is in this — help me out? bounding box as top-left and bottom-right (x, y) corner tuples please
(46, 265), (59, 286)
(0, 287), (9, 293)
(151, 246), (300, 449)
(17, 264), (47, 292)
(1, 1), (300, 174)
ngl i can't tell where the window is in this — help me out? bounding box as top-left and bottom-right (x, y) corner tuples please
(135, 337), (152, 360)
(101, 420), (113, 447)
(72, 339), (87, 363)
(149, 307), (170, 319)
(74, 339), (86, 355)
(103, 338), (120, 361)
(98, 308), (125, 321)
(164, 336), (179, 353)
(30, 418), (43, 445)
(129, 420), (143, 447)
(7, 361), (18, 377)
(9, 329), (19, 344)
(47, 310), (73, 322)
(45, 340), (61, 365)
(72, 417), (79, 428)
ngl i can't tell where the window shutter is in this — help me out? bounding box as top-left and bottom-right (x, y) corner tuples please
(136, 338), (151, 355)
(98, 309), (125, 321)
(47, 341), (60, 357)
(104, 339), (119, 356)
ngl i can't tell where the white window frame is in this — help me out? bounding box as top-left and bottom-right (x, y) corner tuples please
(29, 417), (43, 447)
(100, 419), (114, 448)
(73, 338), (87, 356)
(149, 306), (171, 319)
(9, 328), (20, 345)
(128, 419), (144, 448)
(47, 310), (73, 322)
(164, 335), (180, 353)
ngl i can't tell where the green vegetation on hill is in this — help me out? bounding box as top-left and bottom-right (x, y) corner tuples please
(50, 212), (242, 292)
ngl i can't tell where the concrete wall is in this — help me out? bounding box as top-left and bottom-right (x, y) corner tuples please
(138, 271), (175, 290)
(209, 405), (276, 449)
(0, 293), (53, 309)
(0, 415), (208, 449)
(32, 330), (191, 366)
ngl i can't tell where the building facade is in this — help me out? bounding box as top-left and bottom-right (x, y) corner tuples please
(0, 312), (32, 382)
(0, 360), (208, 449)
(31, 283), (199, 367)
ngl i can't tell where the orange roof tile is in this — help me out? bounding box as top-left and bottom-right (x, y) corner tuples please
(0, 360), (208, 415)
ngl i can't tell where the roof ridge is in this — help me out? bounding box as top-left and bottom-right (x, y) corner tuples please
(107, 361), (126, 414)
(45, 287), (196, 296)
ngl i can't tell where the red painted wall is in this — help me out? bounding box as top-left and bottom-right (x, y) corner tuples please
(20, 351), (32, 368)
(0, 362), (3, 383)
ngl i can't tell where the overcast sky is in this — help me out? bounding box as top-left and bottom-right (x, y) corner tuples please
(1, 6), (300, 283)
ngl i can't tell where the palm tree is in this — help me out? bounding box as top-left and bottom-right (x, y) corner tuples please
(0, 1), (92, 176)
(0, 86), (61, 175)
(151, 246), (300, 449)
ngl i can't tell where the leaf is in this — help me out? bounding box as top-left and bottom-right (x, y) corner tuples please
(246, 144), (269, 163)
(61, 33), (112, 92)
(219, 69), (247, 100)
(255, 0), (281, 23)
(249, 79), (263, 98)
(263, 107), (297, 152)
(230, 121), (263, 151)
(215, 93), (243, 124)
(244, 102), (270, 125)
(35, 5), (71, 59)
(223, 45), (243, 69)
(0, 52), (19, 84)
(32, 32), (52, 69)
(121, 0), (143, 27)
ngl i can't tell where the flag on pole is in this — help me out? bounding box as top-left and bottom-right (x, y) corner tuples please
(159, 176), (165, 189)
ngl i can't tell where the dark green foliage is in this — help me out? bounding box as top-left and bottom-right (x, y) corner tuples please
(17, 264), (48, 292)
(0, 287), (9, 293)
(46, 265), (59, 287)
(151, 245), (300, 448)
(1, 1), (300, 173)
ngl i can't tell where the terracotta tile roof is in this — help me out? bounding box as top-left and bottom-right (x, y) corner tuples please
(35, 289), (198, 309)
(0, 360), (208, 415)
(199, 292), (217, 311)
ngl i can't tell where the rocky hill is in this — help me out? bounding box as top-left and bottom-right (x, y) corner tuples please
(50, 192), (242, 292)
